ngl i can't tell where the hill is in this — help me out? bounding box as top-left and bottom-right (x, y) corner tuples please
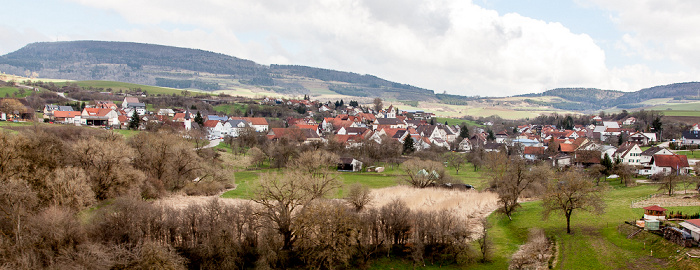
(0, 41), (437, 102)
(3, 40), (700, 116)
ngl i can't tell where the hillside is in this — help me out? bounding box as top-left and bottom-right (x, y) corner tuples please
(0, 41), (437, 102)
(3, 41), (700, 115)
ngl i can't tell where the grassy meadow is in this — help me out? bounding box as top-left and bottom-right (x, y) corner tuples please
(56, 80), (200, 96)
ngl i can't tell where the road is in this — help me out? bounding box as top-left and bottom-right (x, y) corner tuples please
(203, 138), (222, 149)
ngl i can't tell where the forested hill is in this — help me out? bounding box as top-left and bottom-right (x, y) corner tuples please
(0, 41), (264, 76)
(0, 41), (437, 101)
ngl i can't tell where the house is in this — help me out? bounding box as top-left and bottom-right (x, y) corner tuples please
(628, 132), (653, 145)
(373, 118), (406, 129)
(231, 117), (268, 132)
(638, 146), (674, 175)
(458, 137), (473, 152)
(267, 128), (322, 143)
(650, 154), (690, 175)
(679, 219), (700, 242)
(338, 158), (363, 172)
(222, 119), (249, 137)
(43, 104), (75, 119)
(203, 120), (224, 138)
(52, 111), (81, 125)
(81, 108), (119, 126)
(207, 115), (228, 122)
(157, 109), (175, 117)
(484, 142), (506, 152)
(523, 146), (545, 160)
(682, 130), (700, 145)
(122, 97), (140, 108)
(126, 102), (147, 115)
(643, 205), (667, 221)
(95, 101), (118, 110)
(613, 142), (643, 166)
(622, 117), (636, 126)
(550, 153), (572, 167)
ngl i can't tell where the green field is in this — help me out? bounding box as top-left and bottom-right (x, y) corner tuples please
(657, 110), (700, 117)
(647, 102), (700, 111)
(435, 117), (484, 127)
(213, 103), (248, 115)
(0, 86), (35, 98)
(56, 80), (206, 96)
(675, 150), (700, 159)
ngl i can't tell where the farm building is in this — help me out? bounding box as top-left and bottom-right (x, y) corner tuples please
(679, 219), (700, 242)
(338, 158), (363, 172)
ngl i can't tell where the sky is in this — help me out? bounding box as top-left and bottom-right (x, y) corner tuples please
(1, 0), (699, 97)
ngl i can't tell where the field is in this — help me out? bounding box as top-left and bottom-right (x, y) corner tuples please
(216, 152), (700, 269)
(675, 150), (700, 159)
(55, 80), (201, 96)
(434, 117), (483, 127)
(213, 103), (248, 115)
(658, 110), (700, 117)
(647, 101), (700, 111)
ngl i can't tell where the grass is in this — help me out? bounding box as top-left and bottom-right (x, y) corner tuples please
(467, 181), (700, 270)
(213, 103), (248, 115)
(675, 150), (700, 159)
(659, 110), (700, 117)
(112, 129), (140, 138)
(434, 117), (483, 127)
(56, 80), (202, 96)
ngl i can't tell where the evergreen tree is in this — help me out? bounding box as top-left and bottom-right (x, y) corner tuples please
(430, 118), (435, 125)
(601, 153), (613, 175)
(487, 130), (496, 141)
(459, 123), (469, 139)
(128, 110), (140, 130)
(194, 111), (204, 127)
(340, 99), (344, 106)
(403, 136), (415, 155)
(444, 121), (449, 125)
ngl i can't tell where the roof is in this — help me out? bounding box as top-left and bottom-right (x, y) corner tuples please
(523, 146), (544, 155)
(83, 108), (114, 117)
(231, 117), (268, 126)
(53, 111), (81, 118)
(559, 143), (577, 153)
(683, 130), (700, 140)
(127, 103), (146, 108)
(203, 120), (220, 128)
(376, 118), (404, 125)
(685, 219), (700, 228)
(339, 157), (356, 164)
(641, 146), (668, 156)
(124, 97), (139, 103)
(57, 106), (75, 111)
(643, 205), (667, 212)
(614, 142), (638, 156)
(652, 154), (690, 168)
(267, 128), (320, 141)
(226, 119), (248, 126)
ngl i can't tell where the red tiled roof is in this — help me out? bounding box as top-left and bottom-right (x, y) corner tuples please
(523, 147), (544, 155)
(203, 120), (220, 128)
(559, 144), (577, 153)
(643, 205), (667, 212)
(653, 154), (689, 168)
(686, 219), (700, 228)
(53, 111), (81, 118)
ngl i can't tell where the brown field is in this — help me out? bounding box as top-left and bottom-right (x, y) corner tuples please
(662, 115), (700, 125)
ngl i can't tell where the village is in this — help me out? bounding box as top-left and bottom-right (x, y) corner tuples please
(3, 89), (700, 268)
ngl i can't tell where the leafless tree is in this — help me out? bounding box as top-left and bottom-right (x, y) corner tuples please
(346, 183), (373, 212)
(401, 158), (448, 188)
(488, 157), (552, 220)
(542, 169), (605, 234)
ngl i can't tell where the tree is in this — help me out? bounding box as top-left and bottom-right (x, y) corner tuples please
(612, 163), (636, 186)
(194, 111), (204, 127)
(401, 158), (447, 188)
(542, 169), (605, 234)
(346, 183), (372, 211)
(128, 110), (140, 130)
(487, 130), (496, 141)
(487, 156), (551, 220)
(601, 153), (613, 175)
(402, 136), (415, 155)
(477, 218), (492, 263)
(654, 173), (690, 196)
(253, 150), (340, 251)
(459, 123), (469, 139)
(444, 152), (468, 175)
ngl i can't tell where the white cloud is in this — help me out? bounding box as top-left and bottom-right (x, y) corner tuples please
(29, 0), (687, 96)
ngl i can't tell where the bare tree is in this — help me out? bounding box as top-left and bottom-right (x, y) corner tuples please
(488, 158), (552, 221)
(542, 169), (605, 234)
(444, 152), (468, 175)
(346, 183), (373, 211)
(401, 158), (448, 188)
(653, 173), (690, 196)
(477, 218), (492, 263)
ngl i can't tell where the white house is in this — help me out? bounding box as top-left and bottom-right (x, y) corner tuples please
(222, 119), (249, 137)
(122, 96), (140, 109)
(682, 130), (700, 145)
(613, 142), (643, 166)
(650, 154), (691, 175)
(203, 120), (224, 138)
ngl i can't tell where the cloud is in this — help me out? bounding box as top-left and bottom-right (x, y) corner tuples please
(587, 0), (700, 67)
(35, 0), (668, 96)
(0, 26), (50, 56)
